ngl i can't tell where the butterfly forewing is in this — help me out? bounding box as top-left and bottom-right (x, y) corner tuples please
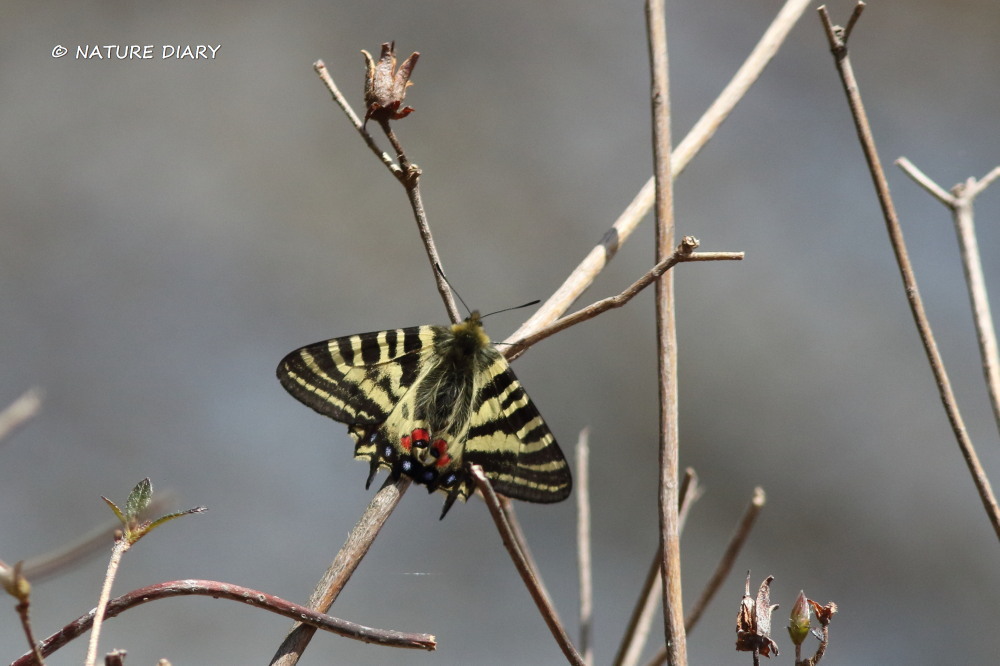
(277, 313), (571, 516)
(277, 326), (434, 425)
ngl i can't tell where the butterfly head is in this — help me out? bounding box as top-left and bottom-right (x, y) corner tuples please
(449, 311), (490, 357)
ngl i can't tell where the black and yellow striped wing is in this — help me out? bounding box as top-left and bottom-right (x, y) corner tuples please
(276, 313), (571, 517)
(463, 363), (570, 503)
(277, 326), (434, 427)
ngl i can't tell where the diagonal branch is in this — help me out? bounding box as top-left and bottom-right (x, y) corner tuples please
(0, 388), (42, 444)
(313, 60), (460, 325)
(506, 0), (812, 346)
(505, 240), (744, 360)
(819, 3), (1000, 540)
(470, 465), (585, 666)
(275, 56), (463, 666)
(683, 487), (766, 632)
(270, 477), (410, 665)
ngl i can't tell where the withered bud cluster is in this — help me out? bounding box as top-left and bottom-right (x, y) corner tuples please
(362, 42), (419, 127)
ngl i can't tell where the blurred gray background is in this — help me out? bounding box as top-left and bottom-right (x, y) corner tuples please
(3, 1), (1000, 663)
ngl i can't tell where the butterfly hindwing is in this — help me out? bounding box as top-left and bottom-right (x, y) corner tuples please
(277, 313), (572, 516)
(465, 359), (571, 503)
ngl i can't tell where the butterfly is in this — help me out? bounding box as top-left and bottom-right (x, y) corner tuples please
(276, 311), (572, 518)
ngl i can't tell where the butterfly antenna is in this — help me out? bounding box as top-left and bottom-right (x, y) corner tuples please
(481, 300), (541, 319)
(435, 263), (472, 316)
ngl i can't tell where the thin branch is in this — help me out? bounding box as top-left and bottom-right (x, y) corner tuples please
(83, 539), (127, 666)
(506, 240), (744, 360)
(16, 602), (45, 666)
(20, 493), (176, 581)
(506, 0), (812, 346)
(895, 157), (954, 205)
(8, 561), (46, 666)
(313, 60), (460, 325)
(314, 60), (399, 175)
(896, 157), (1000, 439)
(684, 487), (766, 631)
(14, 579), (435, 665)
(270, 476), (410, 665)
(614, 469), (700, 666)
(576, 429), (594, 666)
(402, 170), (461, 324)
(490, 496), (564, 653)
(841, 1), (865, 42)
(0, 388), (42, 444)
(470, 465), (585, 666)
(497, 496), (557, 610)
(291, 5), (798, 660)
(646, 1), (687, 664)
(819, 4), (1000, 539)
(274, 55), (461, 666)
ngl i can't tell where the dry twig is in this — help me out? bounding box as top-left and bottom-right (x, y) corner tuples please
(470, 465), (585, 666)
(287, 0), (808, 656)
(644, 488), (766, 666)
(313, 59), (460, 325)
(614, 469), (700, 666)
(0, 388), (42, 444)
(14, 579), (435, 665)
(896, 158), (1000, 438)
(270, 476), (410, 665)
(819, 3), (1000, 539)
(506, 0), (813, 346)
(274, 58), (458, 665)
(576, 429), (594, 665)
(506, 240), (742, 360)
(685, 487), (766, 631)
(645, 0), (686, 662)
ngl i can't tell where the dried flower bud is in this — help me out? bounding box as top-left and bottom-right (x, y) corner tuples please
(362, 42), (419, 127)
(735, 572), (780, 657)
(808, 599), (839, 626)
(787, 590), (811, 646)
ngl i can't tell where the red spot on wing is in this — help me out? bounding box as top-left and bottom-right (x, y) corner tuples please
(432, 439), (451, 467)
(411, 428), (430, 447)
(400, 434), (412, 451)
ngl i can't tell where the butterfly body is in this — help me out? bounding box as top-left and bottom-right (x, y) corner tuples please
(277, 312), (571, 518)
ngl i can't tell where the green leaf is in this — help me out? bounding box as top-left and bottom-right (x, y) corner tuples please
(102, 496), (126, 525)
(102, 478), (206, 545)
(125, 477), (153, 520)
(147, 506), (208, 532)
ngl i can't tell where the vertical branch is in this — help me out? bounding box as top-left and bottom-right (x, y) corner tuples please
(819, 4), (1000, 539)
(614, 469), (699, 666)
(83, 542), (128, 666)
(896, 158), (1000, 438)
(949, 180), (1000, 436)
(576, 429), (594, 665)
(646, 0), (686, 663)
